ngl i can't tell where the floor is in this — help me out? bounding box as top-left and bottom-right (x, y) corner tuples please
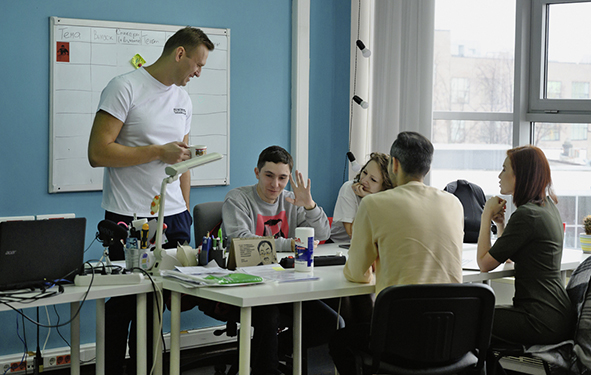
(45, 343), (337, 375)
(180, 344), (336, 375)
(39, 346), (533, 375)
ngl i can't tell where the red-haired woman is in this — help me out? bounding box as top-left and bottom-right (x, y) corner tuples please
(477, 145), (574, 345)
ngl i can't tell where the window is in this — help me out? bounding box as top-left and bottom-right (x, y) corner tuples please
(529, 1), (591, 249)
(572, 82), (590, 99)
(572, 124), (589, 140)
(433, 0), (591, 250)
(530, 0), (591, 111)
(538, 123), (561, 141)
(547, 81), (562, 99)
(432, 0), (515, 193)
(451, 78), (470, 105)
(433, 1), (514, 114)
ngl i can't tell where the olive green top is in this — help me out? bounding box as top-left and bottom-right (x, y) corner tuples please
(490, 198), (574, 341)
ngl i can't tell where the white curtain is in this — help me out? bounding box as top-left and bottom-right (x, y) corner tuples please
(351, 0), (435, 158)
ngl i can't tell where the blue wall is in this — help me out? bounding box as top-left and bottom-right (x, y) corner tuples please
(0, 0), (350, 356)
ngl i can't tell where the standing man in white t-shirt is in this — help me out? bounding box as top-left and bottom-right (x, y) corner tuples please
(88, 27), (214, 375)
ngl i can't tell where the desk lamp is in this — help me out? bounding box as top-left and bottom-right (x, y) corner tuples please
(150, 152), (223, 275)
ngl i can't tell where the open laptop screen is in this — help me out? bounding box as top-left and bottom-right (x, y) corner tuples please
(0, 218), (86, 291)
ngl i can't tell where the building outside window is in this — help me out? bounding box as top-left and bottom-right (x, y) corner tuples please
(572, 82), (590, 99)
(547, 81), (562, 99)
(451, 78), (470, 105)
(432, 0), (591, 249)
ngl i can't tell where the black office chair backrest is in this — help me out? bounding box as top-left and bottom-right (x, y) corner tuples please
(193, 201), (224, 247)
(444, 180), (487, 243)
(370, 283), (495, 371)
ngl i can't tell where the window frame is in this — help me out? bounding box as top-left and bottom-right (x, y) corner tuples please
(529, 0), (591, 114)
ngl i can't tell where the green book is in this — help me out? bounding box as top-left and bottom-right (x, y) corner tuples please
(202, 273), (263, 285)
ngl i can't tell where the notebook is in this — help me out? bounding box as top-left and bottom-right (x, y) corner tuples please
(0, 218), (86, 291)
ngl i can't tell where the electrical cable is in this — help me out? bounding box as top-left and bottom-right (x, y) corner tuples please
(84, 236), (98, 254)
(0, 274), (92, 329)
(42, 306), (51, 352)
(132, 267), (166, 375)
(2, 261), (165, 373)
(53, 305), (70, 347)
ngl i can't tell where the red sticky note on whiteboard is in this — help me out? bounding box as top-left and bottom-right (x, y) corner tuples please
(56, 42), (70, 62)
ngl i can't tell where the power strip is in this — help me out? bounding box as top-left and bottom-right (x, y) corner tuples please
(74, 273), (144, 286)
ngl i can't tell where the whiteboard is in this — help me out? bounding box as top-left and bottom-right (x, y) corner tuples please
(49, 17), (230, 193)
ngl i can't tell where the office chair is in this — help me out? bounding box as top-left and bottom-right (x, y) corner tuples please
(489, 256), (591, 375)
(444, 179), (490, 243)
(352, 283), (495, 375)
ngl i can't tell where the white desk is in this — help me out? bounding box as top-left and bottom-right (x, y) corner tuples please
(0, 282), (154, 375)
(163, 247), (374, 375)
(164, 242), (588, 375)
(461, 244), (588, 284)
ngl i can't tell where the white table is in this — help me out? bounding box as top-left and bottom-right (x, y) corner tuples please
(0, 282), (154, 375)
(164, 242), (588, 375)
(163, 244), (373, 375)
(461, 244), (588, 284)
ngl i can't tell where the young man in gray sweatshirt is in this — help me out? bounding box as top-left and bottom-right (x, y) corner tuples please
(222, 145), (330, 251)
(221, 145), (337, 375)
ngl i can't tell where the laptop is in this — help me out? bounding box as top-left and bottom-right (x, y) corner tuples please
(0, 218), (86, 291)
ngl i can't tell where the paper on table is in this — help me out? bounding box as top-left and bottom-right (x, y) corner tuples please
(161, 269), (264, 287)
(161, 270), (206, 288)
(175, 260), (233, 276)
(462, 257), (480, 271)
(238, 264), (319, 283)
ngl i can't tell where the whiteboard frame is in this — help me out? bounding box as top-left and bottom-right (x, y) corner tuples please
(49, 16), (230, 193)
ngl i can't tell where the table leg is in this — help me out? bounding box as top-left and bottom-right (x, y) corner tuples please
(137, 293), (147, 375)
(95, 299), (105, 375)
(153, 293), (163, 375)
(239, 307), (252, 375)
(169, 291), (181, 375)
(69, 302), (80, 375)
(293, 302), (302, 375)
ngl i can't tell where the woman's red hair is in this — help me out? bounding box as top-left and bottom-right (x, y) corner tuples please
(507, 145), (557, 207)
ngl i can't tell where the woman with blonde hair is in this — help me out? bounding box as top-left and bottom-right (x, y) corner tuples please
(329, 152), (394, 242)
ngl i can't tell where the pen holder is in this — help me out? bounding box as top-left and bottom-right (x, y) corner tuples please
(125, 247), (145, 272)
(209, 249), (226, 268)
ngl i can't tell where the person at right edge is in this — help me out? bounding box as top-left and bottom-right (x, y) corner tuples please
(476, 145), (574, 371)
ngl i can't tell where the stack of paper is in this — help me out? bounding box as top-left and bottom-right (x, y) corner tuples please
(238, 264), (319, 283)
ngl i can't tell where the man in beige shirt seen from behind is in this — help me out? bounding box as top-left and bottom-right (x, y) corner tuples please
(330, 131), (465, 375)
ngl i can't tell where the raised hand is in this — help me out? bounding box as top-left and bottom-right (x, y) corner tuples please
(285, 170), (316, 210)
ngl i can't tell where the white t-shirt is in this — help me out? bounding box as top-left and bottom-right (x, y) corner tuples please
(97, 68), (192, 217)
(330, 180), (362, 242)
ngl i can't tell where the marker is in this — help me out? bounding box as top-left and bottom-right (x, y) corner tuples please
(141, 223), (149, 249)
(200, 235), (211, 265)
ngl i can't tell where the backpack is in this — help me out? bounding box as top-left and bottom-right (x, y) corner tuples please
(444, 180), (487, 243)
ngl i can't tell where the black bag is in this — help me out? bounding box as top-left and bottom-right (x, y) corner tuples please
(444, 179), (487, 243)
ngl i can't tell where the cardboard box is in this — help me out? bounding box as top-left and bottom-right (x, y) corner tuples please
(227, 237), (277, 270)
